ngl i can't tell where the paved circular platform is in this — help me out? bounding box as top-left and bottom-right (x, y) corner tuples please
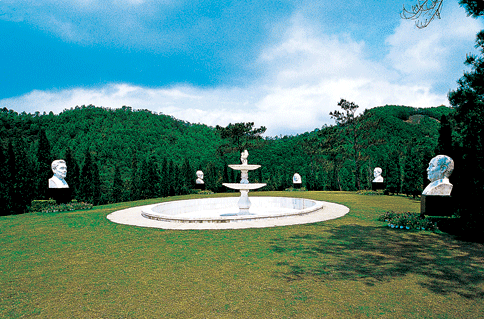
(106, 199), (350, 230)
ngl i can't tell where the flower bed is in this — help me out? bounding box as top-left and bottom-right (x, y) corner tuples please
(378, 211), (437, 231)
(29, 200), (93, 213)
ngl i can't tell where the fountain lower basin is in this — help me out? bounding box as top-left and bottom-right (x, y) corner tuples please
(141, 196), (323, 223)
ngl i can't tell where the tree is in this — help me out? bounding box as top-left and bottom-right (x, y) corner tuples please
(385, 150), (402, 195)
(215, 122), (266, 154)
(64, 148), (80, 200)
(448, 29), (484, 226)
(435, 114), (454, 157)
(402, 147), (422, 198)
(401, 0), (484, 28)
(79, 150), (96, 204)
(0, 144), (8, 215)
(330, 99), (380, 190)
(12, 138), (34, 213)
(111, 165), (123, 203)
(35, 129), (51, 199)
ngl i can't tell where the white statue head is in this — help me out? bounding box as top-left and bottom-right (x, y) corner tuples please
(196, 170), (204, 184)
(422, 155), (454, 196)
(373, 167), (383, 183)
(373, 167), (382, 177)
(49, 159), (69, 188)
(52, 159), (67, 179)
(427, 155), (454, 182)
(293, 173), (301, 183)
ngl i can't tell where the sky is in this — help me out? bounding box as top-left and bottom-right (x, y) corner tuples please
(1, 0), (482, 136)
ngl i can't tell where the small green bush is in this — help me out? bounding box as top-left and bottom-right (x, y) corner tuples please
(29, 199), (57, 212)
(284, 187), (307, 192)
(190, 189), (215, 195)
(378, 211), (437, 231)
(29, 200), (93, 213)
(357, 189), (385, 195)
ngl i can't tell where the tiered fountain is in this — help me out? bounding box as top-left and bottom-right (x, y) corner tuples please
(107, 149), (350, 229)
(221, 150), (266, 215)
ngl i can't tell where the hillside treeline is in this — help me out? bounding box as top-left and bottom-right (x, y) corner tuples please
(1, 104), (453, 215)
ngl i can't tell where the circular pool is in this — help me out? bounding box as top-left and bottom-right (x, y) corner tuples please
(107, 196), (350, 230)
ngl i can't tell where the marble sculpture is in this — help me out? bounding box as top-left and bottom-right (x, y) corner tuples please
(372, 167), (384, 183)
(422, 155), (454, 196)
(49, 159), (69, 188)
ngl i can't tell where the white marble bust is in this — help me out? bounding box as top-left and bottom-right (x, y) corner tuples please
(49, 159), (69, 188)
(241, 149), (249, 165)
(422, 155), (454, 196)
(372, 167), (384, 183)
(293, 173), (302, 184)
(195, 170), (204, 184)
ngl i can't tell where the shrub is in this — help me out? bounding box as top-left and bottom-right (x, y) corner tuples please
(357, 189), (385, 196)
(378, 211), (437, 231)
(29, 200), (93, 213)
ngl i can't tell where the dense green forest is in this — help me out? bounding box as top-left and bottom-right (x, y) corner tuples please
(0, 103), (454, 215)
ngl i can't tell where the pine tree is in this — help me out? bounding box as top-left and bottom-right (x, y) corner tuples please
(35, 129), (51, 199)
(13, 138), (34, 213)
(79, 150), (94, 203)
(385, 150), (401, 195)
(159, 158), (169, 197)
(129, 152), (140, 201)
(6, 141), (16, 213)
(111, 165), (123, 203)
(435, 114), (454, 158)
(91, 159), (101, 205)
(0, 144), (8, 215)
(402, 147), (421, 198)
(64, 148), (80, 200)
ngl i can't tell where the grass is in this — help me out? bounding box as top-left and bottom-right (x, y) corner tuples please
(1, 191), (483, 318)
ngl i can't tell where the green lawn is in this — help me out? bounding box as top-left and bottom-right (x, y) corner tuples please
(1, 191), (483, 318)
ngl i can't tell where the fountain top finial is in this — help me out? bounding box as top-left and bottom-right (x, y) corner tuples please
(241, 149), (249, 165)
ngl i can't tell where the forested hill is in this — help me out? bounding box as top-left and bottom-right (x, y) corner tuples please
(1, 105), (223, 168)
(1, 103), (454, 214)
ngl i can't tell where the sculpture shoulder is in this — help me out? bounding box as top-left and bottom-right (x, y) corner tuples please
(423, 182), (453, 196)
(49, 176), (69, 188)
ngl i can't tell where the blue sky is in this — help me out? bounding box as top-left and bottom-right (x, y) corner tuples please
(1, 0), (482, 136)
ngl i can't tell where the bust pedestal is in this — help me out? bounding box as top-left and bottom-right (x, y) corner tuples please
(421, 195), (454, 216)
(195, 183), (205, 190)
(48, 188), (72, 204)
(372, 182), (385, 191)
(293, 183), (301, 189)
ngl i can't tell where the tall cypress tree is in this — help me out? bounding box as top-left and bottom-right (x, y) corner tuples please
(182, 158), (193, 193)
(129, 152), (139, 201)
(13, 138), (34, 213)
(6, 141), (16, 212)
(385, 150), (401, 195)
(111, 164), (123, 203)
(36, 129), (51, 199)
(79, 150), (94, 203)
(91, 159), (101, 205)
(138, 158), (151, 199)
(64, 148), (80, 200)
(0, 144), (8, 215)
(435, 114), (454, 158)
(402, 147), (421, 198)
(159, 158), (169, 197)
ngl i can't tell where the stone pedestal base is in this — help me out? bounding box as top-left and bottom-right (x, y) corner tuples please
(421, 195), (454, 216)
(195, 183), (205, 190)
(48, 188), (72, 204)
(372, 182), (385, 191)
(293, 183), (302, 189)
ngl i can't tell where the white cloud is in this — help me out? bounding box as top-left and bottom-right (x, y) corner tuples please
(384, 1), (483, 87)
(2, 5), (482, 136)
